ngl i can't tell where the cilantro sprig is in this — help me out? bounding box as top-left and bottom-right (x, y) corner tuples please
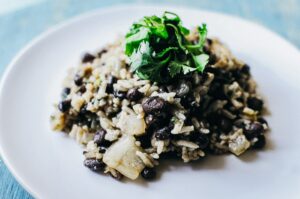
(125, 11), (209, 83)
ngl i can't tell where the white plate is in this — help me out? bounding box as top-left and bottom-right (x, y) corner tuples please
(1, 5), (300, 199)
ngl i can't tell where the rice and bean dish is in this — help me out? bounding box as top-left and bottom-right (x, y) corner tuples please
(50, 12), (269, 180)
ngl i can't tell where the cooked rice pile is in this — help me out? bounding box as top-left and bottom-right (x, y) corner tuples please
(51, 36), (268, 180)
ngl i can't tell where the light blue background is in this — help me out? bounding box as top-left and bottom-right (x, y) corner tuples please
(0, 0), (299, 198)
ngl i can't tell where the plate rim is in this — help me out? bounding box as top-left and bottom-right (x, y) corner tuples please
(0, 4), (299, 198)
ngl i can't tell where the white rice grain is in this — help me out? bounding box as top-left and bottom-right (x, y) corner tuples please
(176, 140), (199, 149)
(179, 126), (195, 133)
(71, 95), (85, 111)
(136, 151), (154, 168)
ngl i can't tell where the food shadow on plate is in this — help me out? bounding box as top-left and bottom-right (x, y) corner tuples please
(239, 132), (274, 163)
(121, 153), (227, 186)
(131, 135), (274, 186)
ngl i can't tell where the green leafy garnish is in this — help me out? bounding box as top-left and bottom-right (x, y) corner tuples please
(125, 11), (209, 83)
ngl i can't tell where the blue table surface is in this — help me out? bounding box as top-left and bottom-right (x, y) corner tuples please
(0, 0), (299, 198)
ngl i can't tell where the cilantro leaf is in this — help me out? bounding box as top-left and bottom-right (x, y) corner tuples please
(129, 41), (171, 82)
(169, 61), (184, 77)
(198, 24), (208, 48)
(169, 60), (195, 77)
(182, 65), (196, 74)
(129, 41), (152, 71)
(125, 11), (209, 83)
(186, 23), (207, 53)
(155, 47), (178, 59)
(192, 54), (209, 72)
(125, 27), (149, 55)
(163, 11), (180, 23)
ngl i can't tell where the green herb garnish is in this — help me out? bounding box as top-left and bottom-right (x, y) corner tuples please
(125, 11), (209, 83)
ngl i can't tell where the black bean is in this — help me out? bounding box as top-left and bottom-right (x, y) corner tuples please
(61, 87), (71, 98)
(145, 113), (170, 129)
(159, 151), (178, 159)
(195, 134), (209, 149)
(206, 38), (213, 45)
(219, 118), (232, 133)
(105, 85), (113, 94)
(168, 122), (175, 130)
(189, 102), (203, 117)
(208, 82), (226, 99)
(101, 141), (112, 148)
(84, 158), (105, 172)
(247, 97), (263, 111)
(105, 76), (117, 94)
(160, 112), (173, 127)
(241, 64), (250, 76)
(199, 73), (208, 85)
(231, 69), (243, 80)
(206, 111), (221, 125)
(158, 85), (168, 93)
(78, 86), (86, 93)
(244, 122), (264, 139)
(141, 167), (156, 180)
(203, 46), (210, 54)
(208, 54), (217, 64)
(127, 88), (144, 101)
(215, 70), (233, 84)
(58, 100), (71, 112)
(76, 108), (97, 127)
(234, 119), (245, 128)
(238, 79), (249, 91)
(155, 126), (171, 140)
(136, 131), (153, 148)
(113, 90), (127, 99)
(181, 94), (194, 108)
(93, 129), (107, 146)
(82, 53), (96, 63)
(204, 65), (218, 74)
(252, 135), (266, 149)
(175, 81), (190, 97)
(108, 76), (117, 84)
(206, 67), (230, 83)
(99, 147), (106, 153)
(74, 74), (83, 86)
(142, 97), (167, 114)
(182, 72), (194, 81)
(236, 97), (244, 103)
(258, 117), (268, 127)
(97, 49), (107, 58)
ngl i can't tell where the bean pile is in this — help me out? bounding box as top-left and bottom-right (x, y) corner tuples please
(51, 37), (268, 181)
